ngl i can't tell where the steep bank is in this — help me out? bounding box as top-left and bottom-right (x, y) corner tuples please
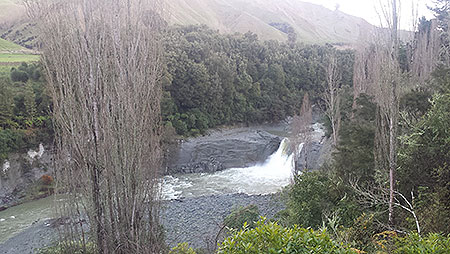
(0, 144), (54, 209)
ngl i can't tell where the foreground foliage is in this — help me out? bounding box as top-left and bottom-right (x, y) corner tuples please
(218, 218), (355, 254)
(391, 233), (450, 253)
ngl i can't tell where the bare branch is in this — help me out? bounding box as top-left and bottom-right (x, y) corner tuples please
(34, 0), (166, 252)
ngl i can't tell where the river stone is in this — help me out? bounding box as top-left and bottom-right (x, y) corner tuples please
(166, 128), (282, 174)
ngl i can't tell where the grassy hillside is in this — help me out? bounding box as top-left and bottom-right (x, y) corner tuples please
(0, 37), (24, 51)
(0, 38), (39, 64)
(0, 53), (39, 63)
(1, 22), (38, 49)
(167, 0), (374, 44)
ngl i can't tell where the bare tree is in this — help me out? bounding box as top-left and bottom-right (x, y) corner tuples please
(34, 0), (165, 252)
(290, 93), (312, 174)
(411, 19), (440, 84)
(369, 0), (401, 226)
(431, 0), (450, 66)
(322, 51), (342, 147)
(352, 41), (377, 118)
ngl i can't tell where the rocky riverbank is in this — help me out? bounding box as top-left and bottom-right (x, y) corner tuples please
(0, 193), (285, 253)
(161, 193), (285, 250)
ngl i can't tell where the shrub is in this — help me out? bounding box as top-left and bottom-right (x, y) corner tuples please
(169, 242), (197, 254)
(10, 69), (29, 83)
(342, 213), (384, 251)
(218, 218), (355, 254)
(0, 129), (25, 162)
(223, 205), (260, 230)
(281, 171), (361, 229)
(392, 233), (450, 253)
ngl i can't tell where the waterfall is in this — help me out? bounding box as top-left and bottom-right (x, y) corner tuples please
(161, 138), (299, 200)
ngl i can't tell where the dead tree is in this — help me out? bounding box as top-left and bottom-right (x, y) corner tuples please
(351, 181), (421, 235)
(35, 0), (165, 252)
(291, 93), (312, 174)
(322, 51), (342, 147)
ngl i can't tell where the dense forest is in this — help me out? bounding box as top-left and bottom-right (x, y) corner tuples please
(162, 25), (353, 135)
(0, 63), (51, 161)
(0, 26), (354, 158)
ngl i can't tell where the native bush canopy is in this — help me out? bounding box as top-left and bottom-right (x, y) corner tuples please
(162, 25), (353, 135)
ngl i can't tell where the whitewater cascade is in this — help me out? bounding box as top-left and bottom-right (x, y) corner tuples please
(161, 138), (296, 200)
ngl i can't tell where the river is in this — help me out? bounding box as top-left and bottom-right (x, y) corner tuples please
(161, 138), (293, 199)
(0, 123), (325, 246)
(0, 196), (60, 244)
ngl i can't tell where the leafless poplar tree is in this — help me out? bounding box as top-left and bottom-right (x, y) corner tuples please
(352, 40), (378, 117)
(322, 51), (342, 147)
(411, 19), (440, 84)
(290, 93), (312, 174)
(371, 0), (401, 226)
(33, 0), (165, 252)
(432, 0), (450, 66)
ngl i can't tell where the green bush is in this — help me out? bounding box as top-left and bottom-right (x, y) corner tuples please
(342, 213), (384, 251)
(0, 129), (25, 162)
(169, 242), (197, 254)
(392, 233), (450, 254)
(281, 171), (360, 229)
(10, 69), (29, 83)
(223, 205), (260, 230)
(218, 218), (355, 254)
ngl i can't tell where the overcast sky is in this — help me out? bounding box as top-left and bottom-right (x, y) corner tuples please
(302, 0), (435, 30)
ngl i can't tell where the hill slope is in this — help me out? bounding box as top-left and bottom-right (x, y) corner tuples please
(0, 37), (38, 63)
(0, 0), (374, 46)
(167, 0), (374, 44)
(0, 0), (24, 24)
(0, 37), (24, 51)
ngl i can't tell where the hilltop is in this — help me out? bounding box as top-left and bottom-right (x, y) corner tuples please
(167, 0), (374, 44)
(1, 0), (374, 47)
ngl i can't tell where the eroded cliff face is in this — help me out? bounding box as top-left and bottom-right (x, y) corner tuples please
(0, 144), (54, 207)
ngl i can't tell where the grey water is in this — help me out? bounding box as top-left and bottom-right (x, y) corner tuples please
(0, 196), (59, 244)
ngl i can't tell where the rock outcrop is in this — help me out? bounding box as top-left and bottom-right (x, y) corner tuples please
(0, 144), (54, 207)
(166, 128), (282, 174)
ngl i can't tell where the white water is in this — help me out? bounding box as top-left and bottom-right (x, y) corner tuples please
(161, 138), (296, 200)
